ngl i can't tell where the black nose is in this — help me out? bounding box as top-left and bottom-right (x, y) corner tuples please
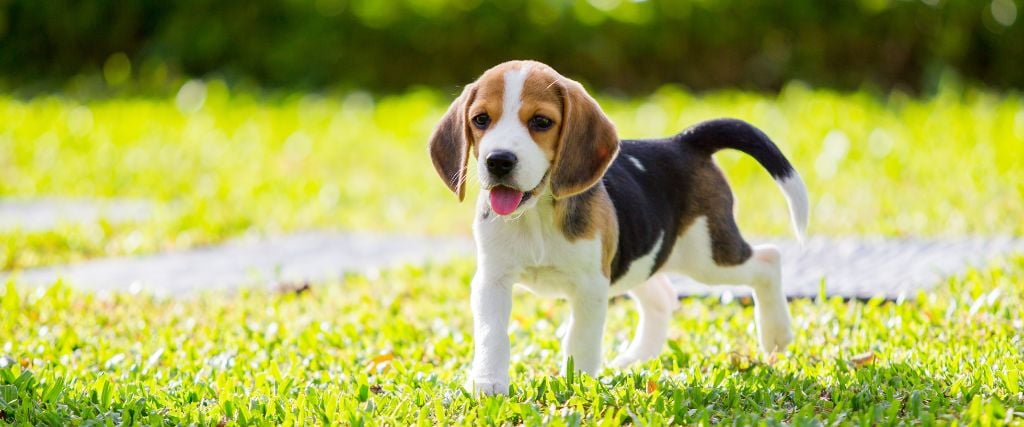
(485, 150), (517, 177)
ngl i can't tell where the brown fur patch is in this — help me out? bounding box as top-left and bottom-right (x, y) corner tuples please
(428, 85), (477, 200)
(595, 190), (619, 278)
(549, 79), (620, 199)
(554, 185), (619, 278)
(681, 159), (753, 266)
(466, 70), (505, 155)
(519, 67), (564, 161)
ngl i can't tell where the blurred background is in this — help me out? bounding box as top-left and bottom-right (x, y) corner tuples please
(2, 0), (1022, 96)
(1, 0), (1022, 270)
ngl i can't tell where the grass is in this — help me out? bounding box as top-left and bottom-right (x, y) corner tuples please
(2, 257), (1023, 425)
(1, 82), (1023, 424)
(2, 82), (1023, 269)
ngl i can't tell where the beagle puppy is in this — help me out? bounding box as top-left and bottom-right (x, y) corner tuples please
(429, 60), (808, 395)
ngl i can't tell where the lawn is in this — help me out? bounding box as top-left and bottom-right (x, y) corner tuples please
(1, 83), (1023, 425)
(2, 82), (1022, 269)
(2, 259), (1023, 425)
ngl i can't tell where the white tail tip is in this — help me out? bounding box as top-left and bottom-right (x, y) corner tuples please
(776, 173), (809, 244)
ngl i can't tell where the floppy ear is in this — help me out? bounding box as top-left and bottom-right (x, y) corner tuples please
(429, 85), (476, 201)
(550, 78), (619, 199)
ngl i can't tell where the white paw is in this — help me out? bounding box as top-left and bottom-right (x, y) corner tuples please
(471, 379), (510, 396)
(609, 354), (640, 368)
(758, 312), (794, 354)
(610, 349), (659, 368)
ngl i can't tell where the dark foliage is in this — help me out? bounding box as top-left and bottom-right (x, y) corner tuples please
(0, 0), (1021, 93)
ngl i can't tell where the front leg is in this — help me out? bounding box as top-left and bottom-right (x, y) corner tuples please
(470, 270), (514, 395)
(562, 280), (610, 376)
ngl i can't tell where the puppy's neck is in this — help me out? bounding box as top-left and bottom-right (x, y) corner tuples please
(550, 182), (606, 241)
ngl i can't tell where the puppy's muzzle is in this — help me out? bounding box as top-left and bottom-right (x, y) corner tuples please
(485, 150), (517, 179)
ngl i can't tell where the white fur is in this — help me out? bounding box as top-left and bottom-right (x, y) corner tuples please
(626, 155), (646, 172)
(476, 65), (549, 199)
(470, 193), (609, 394)
(664, 216), (793, 352)
(777, 172), (809, 242)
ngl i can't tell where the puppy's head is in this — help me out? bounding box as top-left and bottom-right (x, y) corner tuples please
(429, 60), (619, 216)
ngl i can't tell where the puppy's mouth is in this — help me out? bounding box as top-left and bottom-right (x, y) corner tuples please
(488, 186), (531, 216)
(486, 171), (549, 216)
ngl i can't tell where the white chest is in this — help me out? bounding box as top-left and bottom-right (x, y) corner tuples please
(474, 197), (605, 299)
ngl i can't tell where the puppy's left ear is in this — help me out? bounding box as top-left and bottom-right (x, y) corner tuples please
(550, 78), (619, 199)
(429, 84), (477, 201)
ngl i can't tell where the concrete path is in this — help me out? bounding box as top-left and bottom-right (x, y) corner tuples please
(0, 197), (152, 231)
(2, 232), (473, 297)
(2, 231), (1021, 299)
(669, 236), (1024, 301)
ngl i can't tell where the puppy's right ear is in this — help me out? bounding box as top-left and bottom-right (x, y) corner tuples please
(429, 84), (476, 201)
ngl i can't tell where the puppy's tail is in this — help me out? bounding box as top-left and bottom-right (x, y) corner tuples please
(677, 118), (809, 242)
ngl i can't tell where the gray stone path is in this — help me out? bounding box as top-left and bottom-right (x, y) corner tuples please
(669, 236), (1024, 300)
(2, 231), (1022, 299)
(0, 198), (152, 231)
(2, 232), (473, 297)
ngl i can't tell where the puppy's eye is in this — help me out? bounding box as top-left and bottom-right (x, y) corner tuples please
(472, 113), (490, 129)
(529, 115), (554, 131)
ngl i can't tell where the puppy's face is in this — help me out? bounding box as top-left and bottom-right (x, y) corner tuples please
(429, 60), (619, 216)
(468, 64), (563, 215)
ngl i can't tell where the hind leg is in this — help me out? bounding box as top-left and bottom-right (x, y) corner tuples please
(674, 217), (793, 353)
(746, 245), (793, 353)
(610, 274), (680, 368)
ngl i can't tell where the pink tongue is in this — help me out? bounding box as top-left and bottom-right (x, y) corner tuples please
(489, 187), (524, 216)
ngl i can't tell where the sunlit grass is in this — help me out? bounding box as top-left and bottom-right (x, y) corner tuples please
(1, 84), (1023, 424)
(2, 256), (1023, 424)
(2, 83), (1022, 269)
